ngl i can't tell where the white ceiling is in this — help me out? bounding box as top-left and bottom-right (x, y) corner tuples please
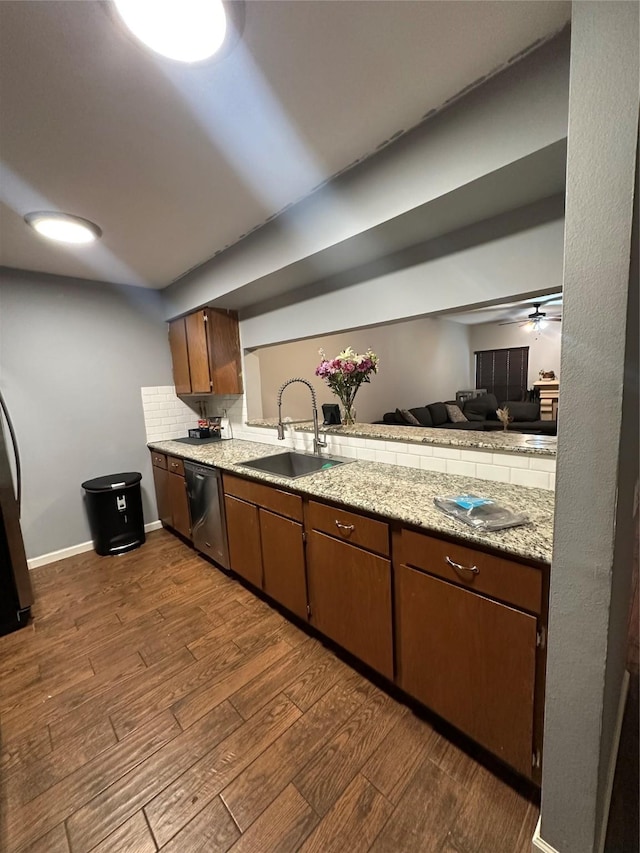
(0, 1), (570, 290)
(446, 293), (563, 325)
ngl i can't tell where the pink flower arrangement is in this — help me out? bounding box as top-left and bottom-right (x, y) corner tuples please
(315, 347), (379, 424)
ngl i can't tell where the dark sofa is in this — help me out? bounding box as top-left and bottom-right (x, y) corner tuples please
(378, 394), (557, 435)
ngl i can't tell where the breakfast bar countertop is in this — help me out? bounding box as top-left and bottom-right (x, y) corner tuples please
(149, 438), (554, 564)
(245, 419), (557, 457)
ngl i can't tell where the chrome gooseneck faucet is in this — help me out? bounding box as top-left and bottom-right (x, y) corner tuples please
(276, 377), (327, 455)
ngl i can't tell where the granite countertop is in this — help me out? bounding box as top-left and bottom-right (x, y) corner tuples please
(149, 438), (554, 564)
(246, 418), (557, 457)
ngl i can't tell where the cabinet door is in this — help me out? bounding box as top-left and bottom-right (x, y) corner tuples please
(152, 464), (171, 528)
(168, 472), (190, 539)
(168, 318), (191, 395)
(224, 495), (263, 589)
(185, 311), (212, 394)
(206, 309), (243, 395)
(395, 564), (537, 777)
(306, 530), (393, 679)
(259, 508), (307, 620)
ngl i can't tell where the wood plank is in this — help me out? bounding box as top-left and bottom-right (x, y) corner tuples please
(144, 694), (302, 847)
(294, 687), (403, 816)
(16, 823), (70, 853)
(87, 811), (157, 853)
(228, 784), (318, 853)
(221, 671), (372, 831)
(3, 710), (180, 851)
(298, 773), (394, 853)
(66, 702), (241, 853)
(160, 796), (240, 853)
(283, 652), (353, 712)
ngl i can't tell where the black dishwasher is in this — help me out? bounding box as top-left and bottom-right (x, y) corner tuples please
(184, 463), (229, 569)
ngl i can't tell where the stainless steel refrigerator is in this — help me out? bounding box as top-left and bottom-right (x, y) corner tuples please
(0, 390), (33, 635)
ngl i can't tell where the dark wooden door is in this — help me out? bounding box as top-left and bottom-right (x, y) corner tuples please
(206, 309), (243, 395)
(168, 318), (191, 395)
(395, 564), (537, 777)
(185, 311), (211, 394)
(151, 464), (171, 528)
(306, 531), (393, 679)
(224, 495), (263, 589)
(259, 509), (307, 620)
(167, 472), (190, 540)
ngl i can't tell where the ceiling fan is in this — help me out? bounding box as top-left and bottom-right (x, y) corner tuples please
(499, 302), (562, 332)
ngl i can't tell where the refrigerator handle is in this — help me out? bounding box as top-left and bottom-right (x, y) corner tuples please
(0, 390), (22, 516)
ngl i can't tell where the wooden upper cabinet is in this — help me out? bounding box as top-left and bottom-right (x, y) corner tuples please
(168, 318), (191, 395)
(168, 308), (243, 396)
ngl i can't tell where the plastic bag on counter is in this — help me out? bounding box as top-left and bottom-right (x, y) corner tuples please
(433, 493), (529, 531)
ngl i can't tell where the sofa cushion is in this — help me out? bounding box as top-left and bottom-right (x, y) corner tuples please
(463, 394), (499, 422)
(408, 406), (433, 427)
(445, 403), (467, 423)
(427, 402), (449, 427)
(501, 401), (540, 422)
(396, 408), (421, 426)
(383, 412), (401, 424)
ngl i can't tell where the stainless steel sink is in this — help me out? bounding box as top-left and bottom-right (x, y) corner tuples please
(238, 451), (350, 479)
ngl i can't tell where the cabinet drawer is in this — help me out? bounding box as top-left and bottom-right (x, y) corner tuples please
(305, 500), (389, 557)
(400, 528), (542, 614)
(151, 452), (167, 469)
(167, 456), (185, 477)
(223, 473), (302, 521)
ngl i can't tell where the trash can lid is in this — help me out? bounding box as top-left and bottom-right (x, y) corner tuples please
(81, 472), (142, 492)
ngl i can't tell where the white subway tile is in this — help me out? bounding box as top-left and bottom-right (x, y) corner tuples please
(375, 449), (397, 465)
(395, 452), (418, 468)
(475, 463), (511, 483)
(493, 452), (530, 469)
(529, 457), (557, 473)
(356, 447), (376, 461)
(435, 447), (461, 460)
(365, 439), (384, 451)
(460, 449), (493, 464)
(406, 442), (429, 455)
(446, 460), (477, 477)
(510, 468), (551, 489)
(549, 472), (556, 489)
(420, 456), (447, 473)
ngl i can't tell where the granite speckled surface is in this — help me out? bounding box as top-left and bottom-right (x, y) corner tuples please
(246, 418), (556, 457)
(149, 438), (553, 564)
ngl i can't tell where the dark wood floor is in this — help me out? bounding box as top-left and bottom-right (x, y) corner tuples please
(0, 529), (539, 852)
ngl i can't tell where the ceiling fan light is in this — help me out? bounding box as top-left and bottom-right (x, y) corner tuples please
(25, 212), (102, 245)
(113, 0), (227, 63)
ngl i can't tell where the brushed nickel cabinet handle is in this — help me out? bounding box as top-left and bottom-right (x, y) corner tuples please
(446, 556), (479, 575)
(335, 520), (355, 532)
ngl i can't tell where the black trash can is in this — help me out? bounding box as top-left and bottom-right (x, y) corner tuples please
(81, 472), (145, 556)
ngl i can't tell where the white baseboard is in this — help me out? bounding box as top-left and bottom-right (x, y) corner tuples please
(532, 818), (560, 853)
(27, 520), (164, 569)
(532, 669), (631, 853)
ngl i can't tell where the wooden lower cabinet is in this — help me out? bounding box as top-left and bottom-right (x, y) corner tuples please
(167, 471), (191, 539)
(259, 508), (307, 620)
(395, 563), (538, 778)
(306, 530), (393, 680)
(151, 464), (171, 528)
(224, 495), (263, 589)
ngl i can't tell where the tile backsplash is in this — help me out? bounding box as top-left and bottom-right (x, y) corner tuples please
(140, 387), (245, 443)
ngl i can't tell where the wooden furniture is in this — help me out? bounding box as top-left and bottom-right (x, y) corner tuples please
(168, 308), (243, 396)
(150, 452), (191, 540)
(305, 501), (393, 680)
(534, 379), (559, 420)
(223, 474), (307, 620)
(149, 463), (548, 782)
(394, 528), (543, 779)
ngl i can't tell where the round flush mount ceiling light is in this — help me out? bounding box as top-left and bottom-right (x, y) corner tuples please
(113, 0), (228, 63)
(24, 212), (102, 245)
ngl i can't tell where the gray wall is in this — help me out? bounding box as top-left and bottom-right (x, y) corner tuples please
(539, 4), (639, 852)
(0, 267), (173, 560)
(255, 316), (471, 423)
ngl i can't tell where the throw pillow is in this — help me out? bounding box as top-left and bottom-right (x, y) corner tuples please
(445, 403), (468, 423)
(408, 406), (433, 427)
(462, 394), (499, 422)
(396, 408), (421, 426)
(426, 402), (449, 427)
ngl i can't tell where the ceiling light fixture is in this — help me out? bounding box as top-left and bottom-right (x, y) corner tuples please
(24, 212), (102, 245)
(113, 0), (228, 63)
